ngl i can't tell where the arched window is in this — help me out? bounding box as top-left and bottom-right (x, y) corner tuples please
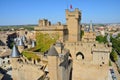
(76, 52), (84, 60)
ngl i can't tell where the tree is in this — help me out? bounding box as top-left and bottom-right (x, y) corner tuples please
(96, 35), (107, 43)
(110, 49), (118, 62)
(110, 34), (120, 54)
(80, 30), (84, 39)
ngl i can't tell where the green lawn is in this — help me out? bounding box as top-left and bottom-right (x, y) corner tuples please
(22, 51), (40, 61)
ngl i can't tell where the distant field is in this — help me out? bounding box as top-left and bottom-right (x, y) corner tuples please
(0, 25), (37, 31)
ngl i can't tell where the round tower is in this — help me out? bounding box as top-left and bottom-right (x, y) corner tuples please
(11, 45), (21, 68)
(10, 45), (21, 80)
(31, 40), (36, 48)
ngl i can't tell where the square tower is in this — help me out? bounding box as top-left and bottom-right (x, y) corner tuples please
(66, 8), (81, 42)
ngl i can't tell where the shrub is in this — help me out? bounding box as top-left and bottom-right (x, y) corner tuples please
(22, 51), (40, 60)
(109, 60), (112, 66)
(110, 49), (118, 62)
(96, 35), (107, 43)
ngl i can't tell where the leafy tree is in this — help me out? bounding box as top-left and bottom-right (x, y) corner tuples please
(110, 34), (120, 54)
(9, 42), (14, 49)
(96, 35), (107, 43)
(80, 30), (84, 39)
(110, 49), (118, 62)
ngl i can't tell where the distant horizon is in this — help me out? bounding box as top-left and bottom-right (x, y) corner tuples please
(1, 22), (120, 26)
(0, 0), (120, 25)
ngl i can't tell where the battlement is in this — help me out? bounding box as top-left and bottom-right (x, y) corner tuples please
(35, 25), (67, 31)
(66, 8), (81, 19)
(38, 19), (63, 27)
(38, 19), (51, 27)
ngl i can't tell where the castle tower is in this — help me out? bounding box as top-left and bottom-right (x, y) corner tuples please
(39, 19), (51, 27)
(88, 20), (94, 32)
(11, 45), (21, 80)
(47, 46), (59, 80)
(82, 21), (96, 42)
(31, 40), (36, 48)
(17, 38), (25, 53)
(66, 8), (81, 42)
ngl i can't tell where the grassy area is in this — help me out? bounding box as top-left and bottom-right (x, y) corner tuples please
(36, 32), (59, 52)
(109, 60), (112, 66)
(21, 32), (58, 61)
(0, 25), (36, 31)
(22, 51), (40, 61)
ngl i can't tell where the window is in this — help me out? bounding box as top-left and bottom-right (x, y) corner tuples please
(8, 60), (10, 64)
(76, 52), (84, 60)
(3, 61), (5, 64)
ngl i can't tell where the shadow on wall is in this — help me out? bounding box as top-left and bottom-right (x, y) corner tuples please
(0, 68), (12, 80)
(2, 74), (12, 80)
(69, 68), (73, 80)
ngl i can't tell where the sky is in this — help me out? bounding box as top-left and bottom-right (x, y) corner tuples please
(0, 0), (120, 25)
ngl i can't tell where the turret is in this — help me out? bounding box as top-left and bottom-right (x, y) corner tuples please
(38, 19), (51, 27)
(11, 45), (21, 62)
(11, 45), (21, 80)
(11, 45), (20, 58)
(47, 46), (59, 80)
(17, 38), (25, 53)
(11, 45), (20, 68)
(88, 21), (94, 32)
(31, 40), (36, 48)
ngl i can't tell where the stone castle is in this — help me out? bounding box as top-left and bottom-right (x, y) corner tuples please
(10, 8), (111, 80)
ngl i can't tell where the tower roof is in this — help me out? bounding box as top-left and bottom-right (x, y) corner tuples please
(47, 46), (58, 56)
(11, 45), (20, 58)
(18, 38), (24, 46)
(22, 35), (26, 42)
(88, 21), (94, 32)
(31, 40), (36, 48)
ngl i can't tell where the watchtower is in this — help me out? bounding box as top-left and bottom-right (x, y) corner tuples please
(66, 8), (81, 42)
